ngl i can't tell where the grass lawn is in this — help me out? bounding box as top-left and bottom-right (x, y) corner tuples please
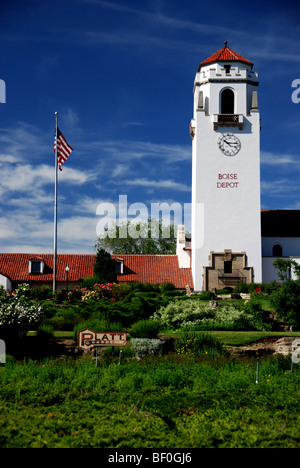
(26, 330), (300, 348)
(0, 353), (299, 448)
(27, 330), (300, 347)
(2, 283), (300, 447)
(165, 330), (300, 347)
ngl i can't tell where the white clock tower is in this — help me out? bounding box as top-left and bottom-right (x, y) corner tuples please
(190, 42), (262, 291)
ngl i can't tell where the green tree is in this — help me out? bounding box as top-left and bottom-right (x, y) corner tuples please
(95, 219), (176, 255)
(270, 280), (300, 329)
(273, 258), (300, 282)
(94, 248), (116, 283)
(271, 258), (300, 329)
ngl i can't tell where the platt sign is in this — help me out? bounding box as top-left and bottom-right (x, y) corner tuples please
(78, 328), (127, 350)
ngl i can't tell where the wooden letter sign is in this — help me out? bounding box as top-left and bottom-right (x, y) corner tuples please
(78, 328), (127, 350)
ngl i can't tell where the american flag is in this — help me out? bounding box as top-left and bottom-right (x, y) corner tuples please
(54, 128), (74, 171)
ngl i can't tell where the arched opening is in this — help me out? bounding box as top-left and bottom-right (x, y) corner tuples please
(272, 244), (283, 257)
(221, 88), (234, 114)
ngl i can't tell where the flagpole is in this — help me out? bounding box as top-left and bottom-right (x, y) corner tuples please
(53, 112), (58, 291)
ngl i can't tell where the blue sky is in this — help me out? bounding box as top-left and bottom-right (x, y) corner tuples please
(1, 0), (300, 254)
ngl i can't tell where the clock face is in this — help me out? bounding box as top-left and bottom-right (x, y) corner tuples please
(218, 133), (241, 156)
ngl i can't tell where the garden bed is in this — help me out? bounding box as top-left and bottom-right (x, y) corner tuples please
(7, 331), (299, 361)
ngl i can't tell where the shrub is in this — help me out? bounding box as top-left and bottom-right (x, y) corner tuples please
(80, 276), (99, 289)
(270, 280), (300, 328)
(130, 338), (164, 359)
(46, 308), (80, 331)
(234, 283), (250, 294)
(263, 281), (280, 294)
(67, 288), (82, 302)
(153, 298), (273, 332)
(162, 290), (186, 297)
(159, 282), (175, 292)
(0, 284), (44, 338)
(52, 289), (69, 303)
(242, 299), (273, 331)
(36, 325), (54, 340)
(73, 319), (124, 342)
(31, 285), (51, 300)
(152, 300), (215, 328)
(175, 332), (224, 356)
(130, 319), (161, 338)
(206, 305), (252, 330)
(81, 283), (117, 302)
(199, 291), (215, 300)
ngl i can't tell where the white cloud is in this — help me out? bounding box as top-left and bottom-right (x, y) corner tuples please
(0, 123), (49, 161)
(9, 193), (54, 213)
(123, 177), (190, 192)
(0, 120), (191, 253)
(94, 140), (191, 163)
(110, 164), (130, 178)
(261, 150), (300, 166)
(0, 209), (97, 254)
(58, 216), (97, 242)
(0, 164), (52, 194)
(121, 121), (146, 128)
(0, 163), (90, 196)
(0, 154), (21, 165)
(73, 195), (109, 215)
(261, 178), (300, 196)
(57, 216), (99, 252)
(0, 211), (53, 247)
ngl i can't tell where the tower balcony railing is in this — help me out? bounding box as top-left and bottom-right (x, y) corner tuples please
(218, 269), (247, 286)
(213, 114), (243, 130)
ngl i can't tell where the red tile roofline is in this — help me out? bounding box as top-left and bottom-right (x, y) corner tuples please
(0, 253), (193, 290)
(198, 42), (253, 70)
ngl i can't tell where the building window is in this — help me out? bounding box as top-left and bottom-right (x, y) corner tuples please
(29, 259), (44, 274)
(221, 88), (234, 114)
(224, 64), (231, 74)
(115, 259), (124, 274)
(272, 244), (283, 257)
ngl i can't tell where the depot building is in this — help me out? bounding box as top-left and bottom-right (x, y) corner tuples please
(0, 44), (299, 292)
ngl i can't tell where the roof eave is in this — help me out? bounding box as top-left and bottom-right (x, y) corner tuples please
(198, 58), (253, 72)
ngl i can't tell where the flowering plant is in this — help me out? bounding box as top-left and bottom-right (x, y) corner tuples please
(81, 283), (118, 302)
(251, 287), (264, 298)
(0, 284), (44, 337)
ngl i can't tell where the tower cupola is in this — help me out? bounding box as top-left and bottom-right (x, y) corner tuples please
(190, 43), (262, 291)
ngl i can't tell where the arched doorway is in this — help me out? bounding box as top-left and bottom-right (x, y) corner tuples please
(273, 244), (283, 257)
(221, 88), (234, 114)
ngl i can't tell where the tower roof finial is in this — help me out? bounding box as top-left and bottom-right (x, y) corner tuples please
(198, 42), (253, 70)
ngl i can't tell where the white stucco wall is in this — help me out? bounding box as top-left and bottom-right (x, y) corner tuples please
(262, 237), (300, 257)
(262, 256), (300, 283)
(176, 225), (191, 268)
(0, 274), (12, 291)
(191, 62), (262, 291)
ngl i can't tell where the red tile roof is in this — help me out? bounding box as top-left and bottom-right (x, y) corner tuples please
(0, 253), (193, 290)
(199, 42), (253, 70)
(117, 255), (193, 289)
(0, 253), (96, 283)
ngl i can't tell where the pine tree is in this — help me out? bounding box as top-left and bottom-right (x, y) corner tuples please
(94, 248), (116, 283)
